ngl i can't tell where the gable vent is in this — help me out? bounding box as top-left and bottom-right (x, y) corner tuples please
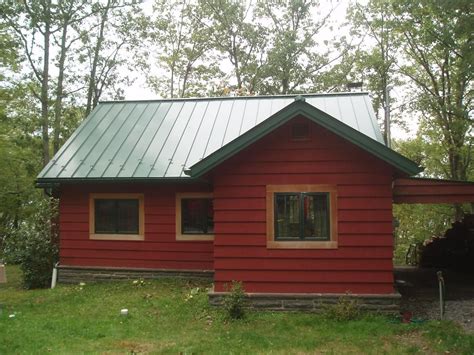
(291, 123), (310, 141)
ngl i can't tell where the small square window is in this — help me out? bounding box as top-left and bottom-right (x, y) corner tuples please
(181, 198), (214, 234)
(275, 192), (329, 241)
(89, 193), (144, 241)
(266, 185), (337, 249)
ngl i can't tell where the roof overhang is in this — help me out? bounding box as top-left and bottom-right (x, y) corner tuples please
(187, 99), (422, 178)
(35, 177), (207, 189)
(393, 177), (474, 204)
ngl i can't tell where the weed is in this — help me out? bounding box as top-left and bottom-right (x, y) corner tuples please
(223, 280), (246, 320)
(322, 294), (361, 321)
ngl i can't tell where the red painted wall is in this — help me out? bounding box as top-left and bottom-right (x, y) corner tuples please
(211, 116), (396, 294)
(59, 183), (214, 270)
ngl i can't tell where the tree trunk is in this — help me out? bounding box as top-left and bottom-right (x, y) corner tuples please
(85, 0), (110, 116)
(41, 0), (52, 166)
(53, 18), (69, 154)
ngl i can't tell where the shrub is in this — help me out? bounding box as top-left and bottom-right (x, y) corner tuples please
(3, 197), (59, 289)
(223, 280), (246, 320)
(322, 294), (361, 321)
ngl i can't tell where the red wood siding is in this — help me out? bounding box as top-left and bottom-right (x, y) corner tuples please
(59, 183), (213, 270)
(211, 116), (396, 294)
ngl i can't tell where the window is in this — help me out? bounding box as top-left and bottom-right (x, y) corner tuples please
(266, 185), (337, 249)
(89, 193), (144, 241)
(176, 193), (214, 241)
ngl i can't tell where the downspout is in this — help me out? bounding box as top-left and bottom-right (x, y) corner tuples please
(51, 262), (59, 289)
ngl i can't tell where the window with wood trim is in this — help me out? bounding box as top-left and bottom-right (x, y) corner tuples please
(266, 185), (337, 249)
(176, 193), (214, 241)
(89, 193), (144, 241)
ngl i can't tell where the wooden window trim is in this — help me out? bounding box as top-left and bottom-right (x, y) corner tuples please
(89, 193), (145, 241)
(176, 192), (214, 241)
(266, 185), (338, 249)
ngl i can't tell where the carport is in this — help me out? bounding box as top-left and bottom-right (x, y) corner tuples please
(392, 177), (474, 330)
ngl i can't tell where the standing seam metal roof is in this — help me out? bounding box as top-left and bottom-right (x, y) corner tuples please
(37, 92), (386, 180)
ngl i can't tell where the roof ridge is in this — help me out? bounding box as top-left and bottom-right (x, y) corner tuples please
(99, 91), (370, 104)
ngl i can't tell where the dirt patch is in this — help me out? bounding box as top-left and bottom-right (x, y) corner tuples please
(390, 330), (435, 354)
(107, 340), (166, 354)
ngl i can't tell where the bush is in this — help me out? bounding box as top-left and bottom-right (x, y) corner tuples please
(322, 294), (361, 321)
(223, 280), (246, 320)
(3, 197), (59, 289)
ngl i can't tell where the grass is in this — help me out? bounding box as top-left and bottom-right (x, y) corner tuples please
(1, 266), (473, 354)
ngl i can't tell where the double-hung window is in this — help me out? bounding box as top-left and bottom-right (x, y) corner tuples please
(267, 185), (337, 249)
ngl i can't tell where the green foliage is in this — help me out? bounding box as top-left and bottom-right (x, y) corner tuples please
(322, 294), (361, 321)
(389, 0), (473, 182)
(3, 198), (59, 289)
(256, 0), (333, 94)
(143, 0), (223, 98)
(0, 96), (43, 254)
(393, 204), (455, 264)
(223, 280), (246, 320)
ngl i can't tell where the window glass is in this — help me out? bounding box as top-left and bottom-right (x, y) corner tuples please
(116, 200), (139, 234)
(303, 194), (329, 240)
(95, 199), (139, 234)
(275, 194), (300, 240)
(182, 198), (214, 234)
(275, 192), (329, 241)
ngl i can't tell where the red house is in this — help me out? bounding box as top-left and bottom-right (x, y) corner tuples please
(37, 93), (449, 312)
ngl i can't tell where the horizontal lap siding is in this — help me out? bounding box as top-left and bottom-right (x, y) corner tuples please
(59, 183), (213, 270)
(211, 117), (395, 294)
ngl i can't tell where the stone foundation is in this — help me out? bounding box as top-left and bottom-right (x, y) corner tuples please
(209, 291), (401, 314)
(57, 265), (214, 283)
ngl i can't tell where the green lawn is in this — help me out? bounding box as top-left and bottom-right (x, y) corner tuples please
(1, 266), (473, 354)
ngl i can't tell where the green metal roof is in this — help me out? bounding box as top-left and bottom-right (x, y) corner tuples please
(188, 98), (422, 177)
(37, 92), (421, 183)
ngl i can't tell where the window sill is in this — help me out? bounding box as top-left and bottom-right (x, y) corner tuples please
(176, 234), (214, 241)
(267, 240), (338, 249)
(89, 233), (144, 241)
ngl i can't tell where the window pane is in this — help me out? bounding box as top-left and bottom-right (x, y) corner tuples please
(275, 194), (300, 240)
(303, 193), (329, 240)
(95, 199), (117, 233)
(182, 198), (214, 234)
(116, 200), (139, 234)
(95, 199), (140, 234)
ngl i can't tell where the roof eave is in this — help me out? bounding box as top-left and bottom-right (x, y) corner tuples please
(35, 176), (208, 188)
(188, 100), (422, 178)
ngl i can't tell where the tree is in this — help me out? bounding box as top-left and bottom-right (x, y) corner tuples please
(143, 0), (222, 98)
(1, 0), (59, 166)
(256, 0), (335, 94)
(199, 0), (268, 94)
(391, 0), (473, 219)
(0, 83), (43, 255)
(347, 0), (403, 145)
(82, 0), (141, 115)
